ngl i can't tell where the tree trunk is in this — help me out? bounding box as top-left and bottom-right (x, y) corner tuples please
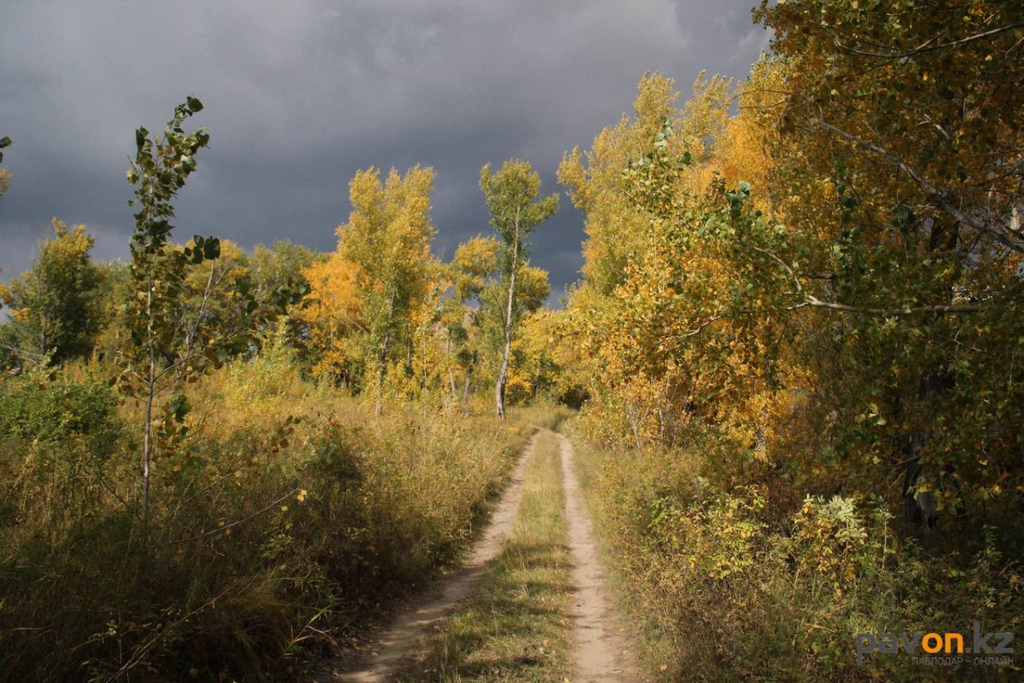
(495, 208), (521, 420)
(445, 331), (458, 403)
(495, 336), (512, 419)
(462, 356), (474, 404)
(374, 290), (397, 415)
(902, 218), (960, 531)
(142, 275), (155, 556)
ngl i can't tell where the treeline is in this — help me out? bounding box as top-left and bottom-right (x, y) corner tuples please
(561, 1), (1023, 679)
(0, 165), (565, 417)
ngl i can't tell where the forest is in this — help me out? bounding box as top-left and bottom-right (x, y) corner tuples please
(1, 1), (1022, 681)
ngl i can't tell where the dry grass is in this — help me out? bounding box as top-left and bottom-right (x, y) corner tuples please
(0, 359), (560, 681)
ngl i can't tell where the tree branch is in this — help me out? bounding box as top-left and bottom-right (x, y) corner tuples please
(164, 487), (300, 545)
(830, 22), (1024, 59)
(820, 121), (1024, 254)
(750, 245), (986, 316)
(798, 296), (985, 316)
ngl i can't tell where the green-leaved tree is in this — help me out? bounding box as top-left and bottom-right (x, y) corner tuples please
(122, 97), (217, 539)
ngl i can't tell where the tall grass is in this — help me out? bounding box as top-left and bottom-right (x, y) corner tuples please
(400, 429), (573, 681)
(0, 356), (541, 681)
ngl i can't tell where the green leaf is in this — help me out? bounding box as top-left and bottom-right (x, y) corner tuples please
(203, 237), (220, 260)
(169, 394), (191, 422)
(0, 136), (11, 149)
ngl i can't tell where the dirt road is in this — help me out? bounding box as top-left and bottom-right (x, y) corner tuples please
(319, 430), (637, 682)
(559, 433), (637, 682)
(327, 433), (539, 681)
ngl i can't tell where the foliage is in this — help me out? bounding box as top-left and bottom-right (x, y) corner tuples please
(570, 428), (1023, 680)
(0, 376), (123, 457)
(2, 2), (1022, 678)
(341, 166), (437, 397)
(0, 360), (541, 681)
(221, 321), (304, 421)
(479, 159), (558, 418)
(247, 240), (317, 320)
(1, 220), (105, 364)
(560, 3), (1024, 679)
(120, 96), (222, 538)
(295, 251), (364, 383)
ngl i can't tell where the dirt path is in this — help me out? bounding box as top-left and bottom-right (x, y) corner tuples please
(559, 434), (638, 682)
(325, 432), (539, 682)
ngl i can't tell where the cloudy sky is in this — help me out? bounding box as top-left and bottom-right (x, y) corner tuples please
(0, 0), (770, 305)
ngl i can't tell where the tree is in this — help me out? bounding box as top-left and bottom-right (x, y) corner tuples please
(0, 220), (105, 364)
(335, 166), (437, 409)
(295, 252), (363, 382)
(479, 160), (558, 418)
(563, 4), (1024, 535)
(751, 0), (1024, 523)
(446, 235), (551, 407)
(445, 235), (499, 403)
(248, 241), (317, 319)
(122, 96), (216, 541)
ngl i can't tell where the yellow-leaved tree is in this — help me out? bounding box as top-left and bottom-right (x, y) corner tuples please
(296, 253), (363, 383)
(304, 166), (438, 407)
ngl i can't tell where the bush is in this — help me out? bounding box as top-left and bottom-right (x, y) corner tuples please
(0, 377), (123, 457)
(569, 418), (1023, 681)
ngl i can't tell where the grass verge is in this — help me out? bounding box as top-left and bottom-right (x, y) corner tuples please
(0, 368), (548, 682)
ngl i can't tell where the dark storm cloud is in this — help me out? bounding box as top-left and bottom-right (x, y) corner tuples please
(0, 0), (770, 304)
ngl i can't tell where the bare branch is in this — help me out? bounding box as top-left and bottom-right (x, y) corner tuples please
(801, 295), (985, 316)
(751, 245), (987, 316)
(676, 316), (723, 338)
(164, 487), (300, 545)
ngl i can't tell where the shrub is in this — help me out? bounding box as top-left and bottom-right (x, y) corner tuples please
(221, 325), (304, 422)
(0, 368), (541, 681)
(569, 418), (1023, 681)
(0, 377), (123, 457)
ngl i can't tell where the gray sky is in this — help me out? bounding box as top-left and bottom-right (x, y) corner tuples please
(0, 0), (770, 305)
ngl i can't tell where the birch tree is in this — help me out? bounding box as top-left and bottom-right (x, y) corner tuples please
(479, 160), (558, 418)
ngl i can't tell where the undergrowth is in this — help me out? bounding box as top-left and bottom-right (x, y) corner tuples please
(0, 358), (550, 681)
(568, 417), (1023, 682)
(399, 429), (573, 682)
